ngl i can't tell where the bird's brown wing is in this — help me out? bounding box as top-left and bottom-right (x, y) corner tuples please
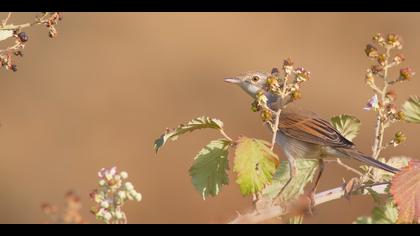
(278, 109), (354, 148)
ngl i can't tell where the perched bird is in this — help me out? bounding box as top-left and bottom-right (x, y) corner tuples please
(224, 71), (399, 195)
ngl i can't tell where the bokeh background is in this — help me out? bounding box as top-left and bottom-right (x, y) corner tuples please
(0, 12), (419, 224)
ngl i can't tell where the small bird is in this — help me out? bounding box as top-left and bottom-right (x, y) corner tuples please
(225, 71), (399, 195)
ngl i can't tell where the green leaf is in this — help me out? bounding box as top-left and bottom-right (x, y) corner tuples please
(154, 116), (224, 153)
(0, 29), (13, 42)
(233, 137), (279, 196)
(262, 159), (319, 202)
(354, 200), (398, 224)
(330, 115), (361, 141)
(402, 96), (420, 123)
(189, 139), (230, 200)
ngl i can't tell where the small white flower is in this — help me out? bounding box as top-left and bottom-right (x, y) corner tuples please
(133, 192), (142, 202)
(98, 179), (106, 186)
(92, 167), (141, 224)
(103, 210), (112, 221)
(93, 193), (103, 204)
(115, 211), (124, 220)
(117, 191), (126, 200)
(98, 166), (117, 180)
(120, 171), (128, 179)
(100, 200), (110, 209)
(114, 174), (121, 181)
(125, 182), (134, 190)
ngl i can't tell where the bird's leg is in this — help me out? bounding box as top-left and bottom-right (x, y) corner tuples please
(274, 155), (297, 204)
(311, 159), (325, 194)
(306, 159), (324, 214)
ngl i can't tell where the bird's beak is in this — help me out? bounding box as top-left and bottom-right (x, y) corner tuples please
(224, 77), (241, 84)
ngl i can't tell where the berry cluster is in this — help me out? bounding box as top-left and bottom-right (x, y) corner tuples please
(0, 31), (28, 72)
(90, 167), (142, 224)
(251, 58), (311, 123)
(364, 33), (415, 149)
(0, 12), (62, 72)
(37, 12), (63, 38)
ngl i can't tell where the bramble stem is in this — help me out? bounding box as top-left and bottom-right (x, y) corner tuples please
(372, 46), (391, 159)
(228, 182), (388, 224)
(336, 158), (365, 177)
(270, 109), (282, 150)
(1, 12), (12, 27)
(269, 75), (289, 150)
(0, 12), (53, 31)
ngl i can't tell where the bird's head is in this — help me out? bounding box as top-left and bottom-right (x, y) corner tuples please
(224, 71), (270, 98)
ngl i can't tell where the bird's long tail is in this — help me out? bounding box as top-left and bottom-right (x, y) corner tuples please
(337, 148), (400, 174)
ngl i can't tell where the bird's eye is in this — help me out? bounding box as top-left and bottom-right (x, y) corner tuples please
(251, 76), (260, 82)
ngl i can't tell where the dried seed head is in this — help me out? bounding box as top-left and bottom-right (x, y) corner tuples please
(266, 75), (279, 92)
(251, 100), (260, 112)
(283, 57), (294, 74)
(48, 27), (58, 38)
(385, 90), (397, 102)
(393, 54), (405, 64)
(386, 103), (397, 114)
(371, 65), (384, 74)
(373, 33), (384, 43)
(365, 70), (375, 85)
(260, 109), (273, 122)
(386, 33), (402, 49)
(399, 67), (415, 81)
(365, 44), (379, 58)
(14, 51), (24, 57)
(377, 54), (387, 66)
(396, 111), (405, 121)
(294, 67), (310, 82)
(291, 90), (302, 101)
(393, 131), (407, 145)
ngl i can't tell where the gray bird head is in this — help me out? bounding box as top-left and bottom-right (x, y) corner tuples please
(224, 71), (270, 98)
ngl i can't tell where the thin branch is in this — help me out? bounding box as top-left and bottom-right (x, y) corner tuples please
(270, 109), (282, 150)
(1, 12), (12, 27)
(269, 74), (289, 150)
(368, 81), (384, 95)
(228, 182), (388, 224)
(372, 46), (392, 159)
(365, 47), (393, 182)
(0, 12), (53, 31)
(335, 158), (364, 177)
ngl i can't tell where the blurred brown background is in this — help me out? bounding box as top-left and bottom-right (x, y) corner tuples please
(0, 12), (419, 224)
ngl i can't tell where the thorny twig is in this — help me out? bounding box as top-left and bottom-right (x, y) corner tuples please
(270, 109), (283, 150)
(269, 70), (289, 150)
(335, 158), (365, 177)
(0, 12), (58, 31)
(371, 47), (392, 160)
(229, 182), (389, 224)
(0, 12), (62, 72)
(1, 12), (12, 27)
(363, 33), (409, 182)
